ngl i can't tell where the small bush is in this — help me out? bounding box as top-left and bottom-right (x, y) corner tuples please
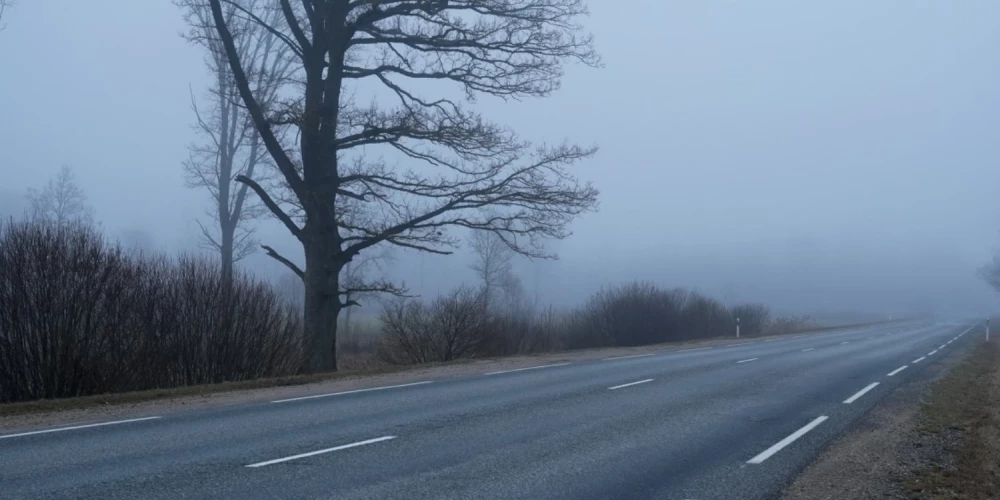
(374, 281), (788, 366)
(561, 282), (742, 348)
(378, 287), (497, 364)
(764, 315), (816, 336)
(0, 220), (302, 404)
(731, 303), (772, 337)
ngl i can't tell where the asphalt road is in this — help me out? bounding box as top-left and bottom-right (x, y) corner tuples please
(0, 320), (982, 500)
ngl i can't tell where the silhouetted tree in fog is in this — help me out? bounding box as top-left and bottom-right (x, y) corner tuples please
(25, 165), (94, 228)
(978, 252), (1000, 293)
(469, 230), (514, 308)
(201, 0), (601, 372)
(0, 1), (13, 31)
(178, 0), (296, 287)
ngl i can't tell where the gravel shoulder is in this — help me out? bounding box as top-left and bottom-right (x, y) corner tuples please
(782, 333), (999, 500)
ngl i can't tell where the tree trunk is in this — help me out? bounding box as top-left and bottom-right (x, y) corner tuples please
(302, 233), (342, 373)
(220, 224), (234, 288)
(343, 261), (352, 338)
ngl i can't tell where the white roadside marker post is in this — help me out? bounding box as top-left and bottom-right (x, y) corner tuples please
(736, 316), (740, 339)
(987, 318), (990, 342)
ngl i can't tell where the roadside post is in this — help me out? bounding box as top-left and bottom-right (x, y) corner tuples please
(987, 319), (990, 342)
(736, 317), (740, 338)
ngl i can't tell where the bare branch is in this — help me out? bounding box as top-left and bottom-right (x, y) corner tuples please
(277, 0), (311, 55)
(262, 244), (304, 279)
(236, 174), (302, 238)
(206, 0), (305, 199)
(195, 219), (223, 250)
(220, 0), (305, 58)
(345, 0), (600, 98)
(339, 279), (409, 297)
(0, 0), (12, 31)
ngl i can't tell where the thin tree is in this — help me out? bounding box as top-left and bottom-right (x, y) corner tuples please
(979, 252), (1000, 293)
(178, 0), (296, 285)
(25, 165), (94, 228)
(204, 0), (601, 372)
(469, 230), (514, 309)
(0, 1), (13, 31)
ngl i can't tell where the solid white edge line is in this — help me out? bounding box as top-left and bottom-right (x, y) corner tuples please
(928, 349), (938, 356)
(843, 382), (880, 404)
(272, 381), (433, 403)
(603, 353), (655, 361)
(747, 416), (829, 464)
(913, 356), (926, 364)
(0, 416), (162, 440)
(246, 436), (396, 468)
(801, 348), (814, 352)
(887, 365), (908, 377)
(483, 362), (571, 376)
(726, 342), (752, 347)
(608, 378), (654, 390)
(736, 358), (759, 364)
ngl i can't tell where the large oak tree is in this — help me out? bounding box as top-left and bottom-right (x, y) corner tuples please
(204, 0), (600, 372)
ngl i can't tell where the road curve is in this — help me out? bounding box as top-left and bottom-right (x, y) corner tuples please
(0, 320), (980, 499)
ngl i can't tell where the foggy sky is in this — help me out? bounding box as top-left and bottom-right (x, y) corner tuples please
(2, 1), (999, 318)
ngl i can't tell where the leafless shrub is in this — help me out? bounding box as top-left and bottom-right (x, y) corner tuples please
(378, 287), (497, 364)
(764, 315), (816, 336)
(731, 303), (771, 337)
(0, 219), (301, 404)
(558, 282), (761, 348)
(358, 282), (791, 367)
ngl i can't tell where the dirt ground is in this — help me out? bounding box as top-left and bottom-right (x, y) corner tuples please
(783, 335), (1000, 500)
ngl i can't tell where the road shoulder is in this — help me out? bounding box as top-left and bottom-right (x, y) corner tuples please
(782, 336), (999, 500)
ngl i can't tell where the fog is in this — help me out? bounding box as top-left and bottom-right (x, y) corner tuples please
(2, 1), (998, 319)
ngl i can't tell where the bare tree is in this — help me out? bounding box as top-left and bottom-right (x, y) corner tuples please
(178, 0), (296, 286)
(469, 230), (514, 308)
(203, 0), (601, 372)
(0, 1), (13, 31)
(979, 252), (1000, 293)
(25, 165), (94, 228)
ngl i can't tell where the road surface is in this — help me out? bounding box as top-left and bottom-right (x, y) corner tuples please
(0, 320), (980, 499)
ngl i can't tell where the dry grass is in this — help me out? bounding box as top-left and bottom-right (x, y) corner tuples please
(906, 338), (1000, 499)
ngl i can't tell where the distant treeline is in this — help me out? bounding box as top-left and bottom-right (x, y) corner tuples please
(374, 282), (812, 365)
